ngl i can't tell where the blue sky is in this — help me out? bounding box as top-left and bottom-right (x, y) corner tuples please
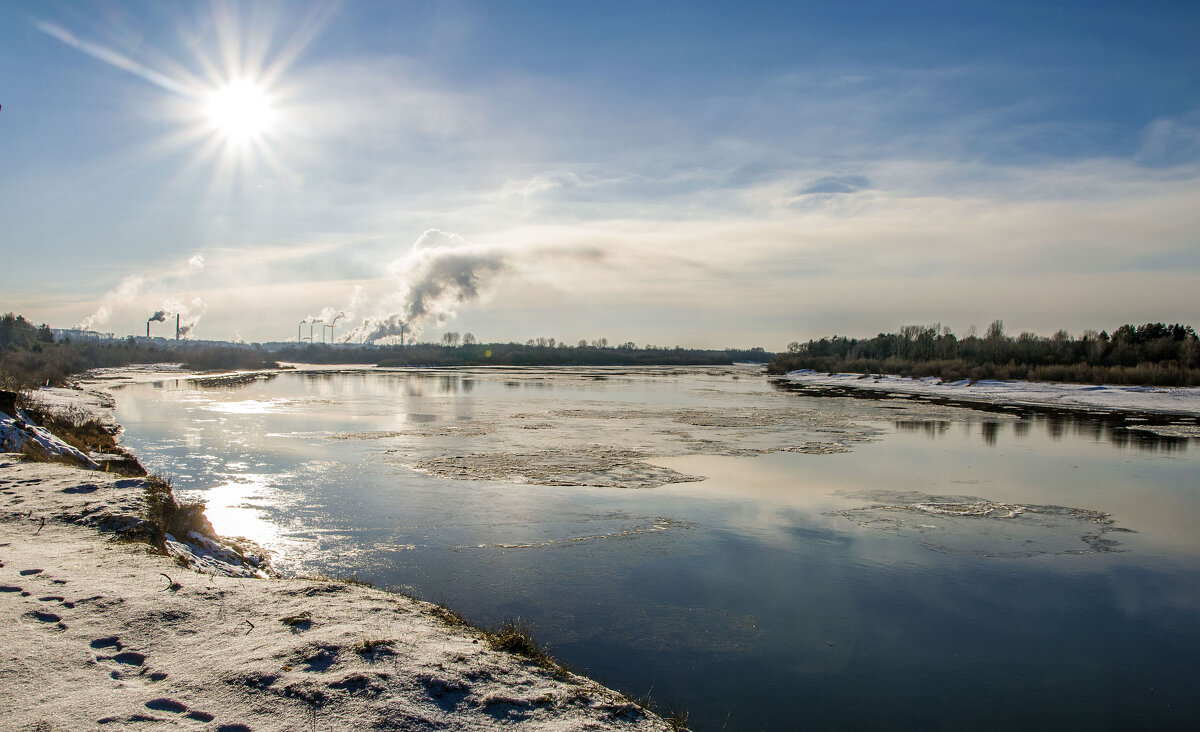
(2, 0), (1198, 346)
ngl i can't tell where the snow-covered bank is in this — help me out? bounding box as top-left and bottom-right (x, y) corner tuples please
(0, 405), (100, 469)
(0, 376), (674, 731)
(780, 369), (1200, 417)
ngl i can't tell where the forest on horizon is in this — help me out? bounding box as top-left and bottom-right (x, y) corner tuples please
(768, 321), (1200, 386)
(0, 313), (770, 390)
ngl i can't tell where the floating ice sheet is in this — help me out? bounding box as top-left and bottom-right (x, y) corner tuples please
(392, 405), (885, 487)
(830, 490), (1133, 557)
(412, 447), (702, 488)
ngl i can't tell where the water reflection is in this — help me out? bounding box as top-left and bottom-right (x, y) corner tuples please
(893, 420), (951, 437)
(980, 421), (998, 445)
(780, 382), (1194, 453)
(892, 415), (1190, 452)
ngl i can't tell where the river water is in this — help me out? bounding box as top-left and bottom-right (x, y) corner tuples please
(113, 366), (1200, 730)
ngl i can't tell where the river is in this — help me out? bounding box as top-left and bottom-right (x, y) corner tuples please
(113, 366), (1200, 730)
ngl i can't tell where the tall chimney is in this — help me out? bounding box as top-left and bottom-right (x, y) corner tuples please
(176, 314), (180, 340)
(146, 320), (150, 338)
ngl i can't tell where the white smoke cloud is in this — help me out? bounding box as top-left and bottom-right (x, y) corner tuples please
(74, 253), (213, 334)
(342, 229), (510, 344)
(75, 275), (146, 330)
(149, 297), (208, 339)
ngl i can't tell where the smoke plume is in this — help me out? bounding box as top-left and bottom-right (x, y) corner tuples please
(147, 298), (207, 339)
(345, 229), (509, 344)
(75, 252), (210, 332)
(75, 275), (145, 330)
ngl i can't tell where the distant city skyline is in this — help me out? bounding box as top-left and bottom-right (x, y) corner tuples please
(2, 0), (1198, 348)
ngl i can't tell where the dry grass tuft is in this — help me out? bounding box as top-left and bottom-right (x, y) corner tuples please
(487, 617), (557, 669)
(281, 611), (311, 627)
(353, 638), (394, 656)
(430, 603), (469, 628)
(142, 474), (217, 549)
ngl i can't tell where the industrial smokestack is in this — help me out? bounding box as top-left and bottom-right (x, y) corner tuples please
(146, 320), (150, 338)
(176, 314), (180, 340)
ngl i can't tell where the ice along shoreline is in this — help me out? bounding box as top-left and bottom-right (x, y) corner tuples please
(778, 369), (1200, 420)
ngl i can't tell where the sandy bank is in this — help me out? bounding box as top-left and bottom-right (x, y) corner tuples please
(0, 375), (674, 731)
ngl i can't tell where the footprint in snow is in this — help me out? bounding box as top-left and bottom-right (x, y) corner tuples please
(91, 636), (123, 651)
(91, 637), (167, 683)
(38, 595), (75, 609)
(24, 609), (67, 630)
(144, 698), (216, 723)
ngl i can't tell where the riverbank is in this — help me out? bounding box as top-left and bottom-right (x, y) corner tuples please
(0, 370), (675, 731)
(778, 369), (1200, 420)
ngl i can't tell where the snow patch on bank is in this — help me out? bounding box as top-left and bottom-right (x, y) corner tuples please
(783, 370), (1200, 416)
(0, 409), (100, 468)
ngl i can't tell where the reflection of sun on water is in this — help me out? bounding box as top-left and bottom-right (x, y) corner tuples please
(192, 474), (280, 545)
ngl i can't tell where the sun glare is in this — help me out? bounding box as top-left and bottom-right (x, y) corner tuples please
(204, 79), (275, 142)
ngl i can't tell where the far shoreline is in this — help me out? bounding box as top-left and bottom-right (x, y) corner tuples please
(774, 369), (1200, 421)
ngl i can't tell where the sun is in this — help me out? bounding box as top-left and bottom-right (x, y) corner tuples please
(203, 79), (275, 142)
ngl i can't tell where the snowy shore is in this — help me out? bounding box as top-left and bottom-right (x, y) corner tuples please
(0, 372), (673, 731)
(780, 369), (1200, 418)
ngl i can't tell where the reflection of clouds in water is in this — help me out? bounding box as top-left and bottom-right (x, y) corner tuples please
(456, 517), (687, 549)
(203, 397), (336, 415)
(831, 490), (1133, 558)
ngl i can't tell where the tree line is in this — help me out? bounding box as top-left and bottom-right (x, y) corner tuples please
(767, 321), (1200, 386)
(278, 341), (771, 368)
(1, 312), (772, 390)
(0, 313), (277, 391)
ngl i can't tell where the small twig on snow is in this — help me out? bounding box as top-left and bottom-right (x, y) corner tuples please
(244, 619), (255, 635)
(34, 517), (45, 535)
(160, 572), (181, 592)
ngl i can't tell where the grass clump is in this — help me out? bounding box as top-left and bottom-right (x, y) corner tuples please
(281, 611), (311, 628)
(487, 617), (557, 669)
(625, 690), (691, 731)
(142, 474), (216, 549)
(666, 709), (690, 731)
(430, 603), (469, 628)
(353, 638), (394, 656)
